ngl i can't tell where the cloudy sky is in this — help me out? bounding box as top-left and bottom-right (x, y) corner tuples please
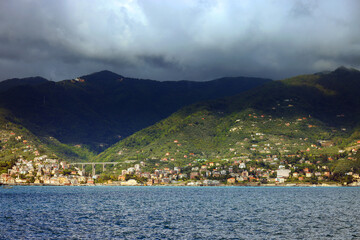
(0, 0), (359, 81)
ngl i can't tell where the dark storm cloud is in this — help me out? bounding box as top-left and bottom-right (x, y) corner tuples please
(290, 0), (316, 18)
(138, 55), (180, 69)
(0, 0), (359, 81)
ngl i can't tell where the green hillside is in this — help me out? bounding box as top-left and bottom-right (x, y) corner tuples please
(0, 109), (95, 174)
(1, 67), (360, 181)
(0, 71), (270, 152)
(96, 67), (360, 174)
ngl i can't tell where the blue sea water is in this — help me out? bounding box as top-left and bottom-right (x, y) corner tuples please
(0, 186), (360, 239)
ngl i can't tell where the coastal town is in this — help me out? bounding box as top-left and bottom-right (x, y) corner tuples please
(1, 119), (360, 187)
(1, 147), (360, 187)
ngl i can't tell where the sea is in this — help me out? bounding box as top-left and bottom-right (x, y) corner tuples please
(1, 186), (360, 239)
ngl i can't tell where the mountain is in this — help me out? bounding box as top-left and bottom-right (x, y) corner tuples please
(0, 71), (271, 152)
(1, 67), (360, 183)
(96, 67), (360, 173)
(0, 108), (95, 174)
(0, 77), (49, 92)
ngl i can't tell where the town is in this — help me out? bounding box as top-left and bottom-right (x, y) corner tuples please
(2, 148), (360, 187)
(1, 111), (360, 187)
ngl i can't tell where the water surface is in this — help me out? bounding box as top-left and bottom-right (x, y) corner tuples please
(1, 186), (359, 239)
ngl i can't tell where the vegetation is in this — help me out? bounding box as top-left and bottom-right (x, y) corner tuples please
(1, 67), (360, 184)
(0, 108), (95, 173)
(95, 67), (360, 179)
(0, 70), (270, 152)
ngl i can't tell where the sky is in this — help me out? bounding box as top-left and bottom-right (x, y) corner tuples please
(0, 0), (359, 81)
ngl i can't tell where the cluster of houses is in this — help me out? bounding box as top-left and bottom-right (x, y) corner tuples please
(0, 155), (96, 185)
(112, 154), (360, 186)
(1, 130), (360, 186)
(2, 150), (360, 186)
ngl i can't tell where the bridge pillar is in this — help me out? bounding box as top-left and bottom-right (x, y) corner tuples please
(81, 164), (84, 171)
(103, 163), (105, 172)
(92, 163), (96, 176)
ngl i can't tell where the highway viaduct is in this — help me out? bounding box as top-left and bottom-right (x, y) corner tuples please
(68, 162), (122, 176)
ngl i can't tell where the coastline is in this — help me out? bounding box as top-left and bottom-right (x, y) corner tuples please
(1, 182), (350, 187)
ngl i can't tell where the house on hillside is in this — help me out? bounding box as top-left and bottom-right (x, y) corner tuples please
(276, 169), (291, 178)
(190, 172), (200, 179)
(227, 178), (236, 184)
(306, 172), (313, 178)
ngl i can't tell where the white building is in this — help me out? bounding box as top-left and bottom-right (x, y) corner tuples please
(276, 169), (291, 178)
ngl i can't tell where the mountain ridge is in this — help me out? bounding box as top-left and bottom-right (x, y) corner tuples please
(0, 71), (271, 152)
(96, 67), (360, 170)
(0, 76), (49, 92)
(1, 67), (360, 182)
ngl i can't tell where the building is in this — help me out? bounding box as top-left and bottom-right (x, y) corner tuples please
(276, 169), (291, 178)
(121, 179), (138, 186)
(227, 178), (236, 184)
(190, 172), (200, 179)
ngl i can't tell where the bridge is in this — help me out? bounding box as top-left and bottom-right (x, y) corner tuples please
(68, 162), (122, 176)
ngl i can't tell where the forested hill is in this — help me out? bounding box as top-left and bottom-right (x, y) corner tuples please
(0, 71), (271, 151)
(0, 77), (49, 92)
(96, 67), (360, 169)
